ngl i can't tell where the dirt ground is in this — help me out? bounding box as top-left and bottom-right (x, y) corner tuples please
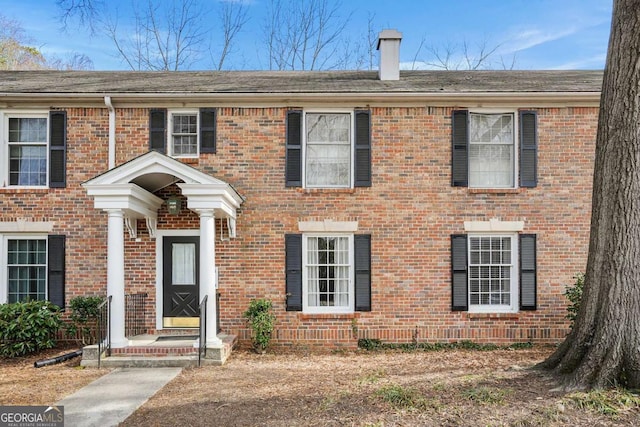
(123, 347), (637, 427)
(2, 345), (639, 426)
(0, 344), (107, 406)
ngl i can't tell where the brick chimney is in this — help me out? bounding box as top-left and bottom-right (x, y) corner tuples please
(377, 29), (402, 80)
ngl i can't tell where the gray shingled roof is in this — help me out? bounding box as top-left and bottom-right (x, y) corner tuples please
(0, 70), (602, 94)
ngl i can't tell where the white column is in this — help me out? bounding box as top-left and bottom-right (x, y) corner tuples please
(199, 210), (221, 346)
(106, 209), (127, 348)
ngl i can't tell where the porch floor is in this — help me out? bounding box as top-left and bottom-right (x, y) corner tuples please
(81, 333), (237, 368)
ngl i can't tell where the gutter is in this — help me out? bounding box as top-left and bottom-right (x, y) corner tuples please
(0, 91), (602, 108)
(104, 96), (115, 169)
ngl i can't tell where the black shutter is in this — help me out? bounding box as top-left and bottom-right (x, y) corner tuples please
(451, 234), (468, 311)
(285, 110), (302, 187)
(47, 235), (65, 309)
(520, 111), (538, 188)
(49, 111), (67, 188)
(354, 234), (372, 311)
(520, 234), (537, 310)
(354, 110), (372, 187)
(149, 109), (167, 154)
(200, 108), (216, 153)
(285, 234), (302, 311)
(451, 110), (469, 187)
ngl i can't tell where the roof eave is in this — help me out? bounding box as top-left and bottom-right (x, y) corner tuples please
(0, 91), (602, 107)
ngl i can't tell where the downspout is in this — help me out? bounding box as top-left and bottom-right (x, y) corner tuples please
(104, 96), (116, 169)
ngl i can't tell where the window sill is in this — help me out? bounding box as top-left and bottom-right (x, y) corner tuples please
(298, 312), (360, 320)
(467, 188), (523, 195)
(296, 188), (357, 195)
(466, 312), (519, 320)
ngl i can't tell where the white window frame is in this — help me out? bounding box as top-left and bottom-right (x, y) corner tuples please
(467, 233), (519, 314)
(302, 109), (354, 189)
(302, 233), (355, 314)
(0, 234), (48, 304)
(1, 111), (50, 188)
(468, 109), (519, 189)
(168, 110), (199, 158)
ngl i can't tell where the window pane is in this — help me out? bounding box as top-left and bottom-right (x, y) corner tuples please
(9, 118), (47, 143)
(171, 114), (197, 156)
(468, 236), (513, 308)
(172, 243), (196, 285)
(9, 146), (47, 186)
(306, 236), (350, 308)
(306, 145), (350, 186)
(306, 114), (350, 144)
(7, 239), (47, 303)
(469, 113), (514, 187)
(305, 113), (351, 187)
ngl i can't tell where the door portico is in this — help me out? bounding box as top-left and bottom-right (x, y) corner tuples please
(83, 151), (243, 348)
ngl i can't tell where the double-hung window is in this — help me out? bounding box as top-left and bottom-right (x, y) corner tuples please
(451, 231), (537, 313)
(468, 113), (515, 188)
(2, 111), (67, 188)
(7, 115), (48, 186)
(452, 109), (538, 189)
(0, 234), (65, 307)
(285, 109), (371, 188)
(467, 234), (517, 312)
(4, 237), (47, 303)
(149, 108), (217, 156)
(170, 112), (198, 157)
(305, 113), (352, 187)
(303, 235), (353, 312)
(285, 233), (371, 313)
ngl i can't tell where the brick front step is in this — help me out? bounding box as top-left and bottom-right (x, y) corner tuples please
(81, 333), (237, 368)
(111, 346), (198, 357)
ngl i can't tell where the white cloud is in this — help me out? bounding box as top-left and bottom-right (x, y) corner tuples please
(548, 53), (607, 70)
(499, 27), (580, 55)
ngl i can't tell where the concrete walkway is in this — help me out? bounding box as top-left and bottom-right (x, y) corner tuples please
(56, 367), (182, 427)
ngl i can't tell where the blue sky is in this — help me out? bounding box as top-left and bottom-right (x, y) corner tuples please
(2, 0), (613, 70)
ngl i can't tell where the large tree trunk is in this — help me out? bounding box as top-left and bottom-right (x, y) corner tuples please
(538, 0), (640, 389)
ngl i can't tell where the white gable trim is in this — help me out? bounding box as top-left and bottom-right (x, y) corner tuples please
(83, 151), (243, 239)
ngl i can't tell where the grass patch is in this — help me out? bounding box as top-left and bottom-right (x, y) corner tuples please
(358, 368), (386, 384)
(566, 388), (640, 417)
(461, 386), (510, 404)
(358, 339), (533, 352)
(375, 384), (432, 411)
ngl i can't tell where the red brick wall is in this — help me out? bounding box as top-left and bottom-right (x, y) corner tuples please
(0, 104), (596, 348)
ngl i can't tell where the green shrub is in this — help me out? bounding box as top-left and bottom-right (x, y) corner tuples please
(0, 300), (62, 357)
(243, 298), (275, 353)
(565, 273), (584, 329)
(65, 296), (104, 345)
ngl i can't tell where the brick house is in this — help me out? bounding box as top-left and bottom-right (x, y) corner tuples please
(0, 31), (600, 358)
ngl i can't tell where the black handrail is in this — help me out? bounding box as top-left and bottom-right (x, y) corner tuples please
(97, 295), (112, 368)
(198, 295), (208, 367)
(125, 292), (148, 337)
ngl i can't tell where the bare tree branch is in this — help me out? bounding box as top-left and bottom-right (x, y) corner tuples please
(46, 52), (94, 70)
(263, 0), (352, 70)
(56, 0), (104, 34)
(419, 36), (516, 70)
(104, 0), (208, 71)
(213, 1), (248, 70)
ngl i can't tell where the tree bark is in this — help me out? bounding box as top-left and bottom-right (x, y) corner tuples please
(539, 0), (640, 389)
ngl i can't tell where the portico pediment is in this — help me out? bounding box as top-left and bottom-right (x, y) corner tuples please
(82, 151), (243, 238)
